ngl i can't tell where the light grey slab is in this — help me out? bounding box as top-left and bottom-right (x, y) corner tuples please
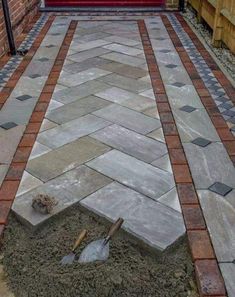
(93, 104), (161, 135)
(220, 263), (235, 297)
(147, 128), (165, 143)
(23, 60), (54, 77)
(159, 65), (193, 85)
(27, 136), (110, 182)
(158, 188), (181, 213)
(104, 35), (140, 46)
(58, 68), (111, 87)
(95, 87), (156, 111)
(98, 73), (150, 93)
(16, 171), (43, 197)
(91, 124), (167, 163)
(101, 52), (145, 67)
(53, 80), (109, 104)
(38, 114), (112, 149)
(33, 46), (60, 60)
(68, 47), (110, 63)
(11, 76), (47, 98)
(80, 182), (185, 251)
(198, 190), (235, 262)
(152, 154), (172, 173)
(71, 39), (111, 52)
(12, 165), (112, 228)
(103, 43), (142, 56)
(46, 96), (111, 124)
(173, 109), (220, 142)
(184, 143), (235, 189)
(29, 142), (52, 160)
(87, 150), (175, 200)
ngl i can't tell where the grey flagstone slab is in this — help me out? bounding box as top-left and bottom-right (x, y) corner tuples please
(220, 263), (235, 297)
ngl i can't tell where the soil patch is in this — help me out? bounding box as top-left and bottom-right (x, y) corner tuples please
(2, 206), (198, 297)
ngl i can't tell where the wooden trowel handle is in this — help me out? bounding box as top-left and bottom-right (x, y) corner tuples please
(107, 218), (124, 239)
(72, 229), (87, 252)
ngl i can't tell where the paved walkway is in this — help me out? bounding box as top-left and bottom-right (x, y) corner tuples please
(0, 12), (235, 297)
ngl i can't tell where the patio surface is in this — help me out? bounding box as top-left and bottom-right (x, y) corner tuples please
(0, 12), (235, 297)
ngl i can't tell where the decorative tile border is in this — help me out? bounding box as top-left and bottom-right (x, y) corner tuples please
(162, 15), (235, 167)
(138, 19), (227, 297)
(0, 19), (77, 246)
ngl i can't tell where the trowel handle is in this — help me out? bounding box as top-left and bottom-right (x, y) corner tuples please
(72, 229), (87, 252)
(106, 218), (124, 241)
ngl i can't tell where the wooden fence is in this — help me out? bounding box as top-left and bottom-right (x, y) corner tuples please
(188, 0), (235, 53)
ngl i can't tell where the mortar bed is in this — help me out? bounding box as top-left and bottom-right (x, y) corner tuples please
(2, 205), (198, 297)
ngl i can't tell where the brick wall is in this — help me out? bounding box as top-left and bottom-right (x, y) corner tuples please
(0, 0), (40, 56)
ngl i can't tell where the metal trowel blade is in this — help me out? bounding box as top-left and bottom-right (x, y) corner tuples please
(78, 239), (109, 263)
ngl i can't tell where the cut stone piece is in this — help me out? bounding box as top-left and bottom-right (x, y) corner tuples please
(93, 104), (161, 135)
(87, 150), (175, 200)
(16, 94), (33, 101)
(0, 122), (18, 130)
(80, 182), (185, 251)
(12, 165), (112, 228)
(209, 182), (233, 197)
(91, 124), (167, 163)
(179, 105), (196, 113)
(27, 136), (111, 182)
(191, 137), (211, 147)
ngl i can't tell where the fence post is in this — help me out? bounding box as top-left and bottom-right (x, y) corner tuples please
(212, 0), (223, 47)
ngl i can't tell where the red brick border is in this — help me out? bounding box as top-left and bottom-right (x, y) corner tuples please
(162, 15), (235, 166)
(0, 15), (56, 109)
(0, 20), (78, 247)
(138, 19), (227, 297)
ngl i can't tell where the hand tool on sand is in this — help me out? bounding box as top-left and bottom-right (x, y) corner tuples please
(61, 229), (87, 265)
(79, 218), (124, 263)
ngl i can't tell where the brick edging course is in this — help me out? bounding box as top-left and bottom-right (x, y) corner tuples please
(0, 19), (78, 247)
(138, 19), (227, 297)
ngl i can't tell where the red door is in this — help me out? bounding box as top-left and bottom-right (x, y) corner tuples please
(45, 0), (165, 7)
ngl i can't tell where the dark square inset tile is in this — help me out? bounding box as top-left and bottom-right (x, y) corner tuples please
(165, 64), (178, 69)
(29, 74), (41, 79)
(172, 82), (186, 88)
(159, 49), (171, 53)
(192, 137), (211, 147)
(209, 182), (233, 197)
(180, 105), (196, 113)
(38, 58), (50, 62)
(0, 122), (18, 130)
(16, 94), (33, 101)
(156, 37), (166, 41)
(46, 45), (56, 48)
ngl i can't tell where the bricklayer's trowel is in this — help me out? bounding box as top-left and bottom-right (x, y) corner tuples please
(79, 218), (124, 263)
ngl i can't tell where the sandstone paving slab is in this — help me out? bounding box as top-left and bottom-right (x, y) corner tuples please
(0, 125), (25, 164)
(46, 95), (111, 124)
(12, 165), (112, 228)
(53, 80), (109, 104)
(87, 150), (175, 200)
(159, 65), (192, 85)
(23, 60), (54, 77)
(71, 39), (111, 52)
(27, 136), (110, 182)
(68, 47), (110, 63)
(220, 263), (235, 297)
(33, 46), (60, 60)
(95, 87), (156, 111)
(38, 114), (111, 149)
(93, 104), (161, 135)
(147, 128), (165, 143)
(29, 142), (52, 160)
(198, 190), (235, 262)
(101, 52), (145, 67)
(78, 32), (111, 42)
(58, 68), (111, 87)
(11, 76), (47, 98)
(173, 109), (220, 142)
(46, 100), (64, 112)
(183, 143), (235, 189)
(103, 43), (143, 56)
(143, 107), (160, 119)
(91, 124), (167, 163)
(98, 73), (150, 93)
(80, 182), (185, 250)
(39, 119), (58, 133)
(104, 35), (140, 46)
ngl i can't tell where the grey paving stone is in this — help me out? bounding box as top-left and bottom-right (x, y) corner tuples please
(58, 68), (111, 87)
(38, 114), (111, 149)
(158, 188), (181, 213)
(100, 62), (147, 79)
(208, 182), (233, 197)
(47, 95), (111, 124)
(191, 137), (212, 147)
(220, 263), (235, 297)
(104, 35), (140, 46)
(98, 73), (150, 93)
(72, 39), (111, 52)
(23, 60), (54, 77)
(184, 143), (235, 189)
(12, 165), (112, 228)
(29, 142), (52, 160)
(151, 154), (172, 173)
(103, 43), (142, 56)
(198, 190), (235, 262)
(101, 52), (145, 67)
(27, 136), (110, 182)
(0, 122), (18, 130)
(173, 109), (219, 142)
(87, 150), (175, 200)
(80, 182), (185, 251)
(93, 104), (161, 135)
(91, 124), (167, 163)
(53, 80), (109, 104)
(68, 47), (110, 63)
(95, 87), (155, 112)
